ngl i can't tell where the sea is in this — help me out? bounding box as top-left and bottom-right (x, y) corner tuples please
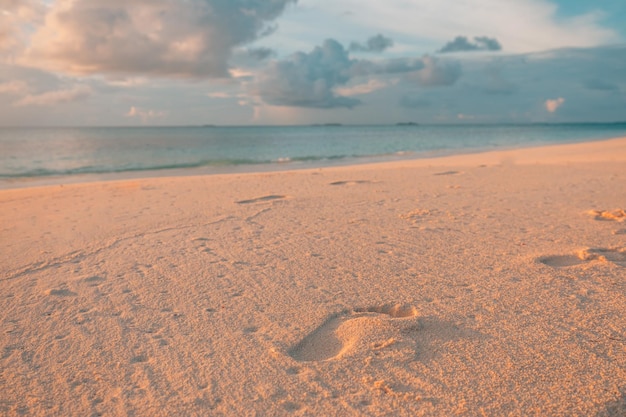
(1, 123), (626, 188)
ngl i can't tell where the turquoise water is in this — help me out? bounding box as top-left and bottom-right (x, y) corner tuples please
(1, 124), (625, 184)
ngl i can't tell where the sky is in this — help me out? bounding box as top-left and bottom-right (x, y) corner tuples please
(0, 0), (625, 126)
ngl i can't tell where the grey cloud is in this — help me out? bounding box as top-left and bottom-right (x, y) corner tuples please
(439, 36), (502, 53)
(410, 56), (462, 87)
(247, 47), (276, 61)
(359, 55), (460, 87)
(231, 47), (276, 69)
(482, 65), (517, 95)
(253, 39), (361, 108)
(23, 0), (296, 78)
(475, 37), (502, 51)
(349, 34), (394, 53)
(253, 39), (462, 109)
(349, 57), (425, 78)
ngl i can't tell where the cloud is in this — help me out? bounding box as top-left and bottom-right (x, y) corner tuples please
(125, 106), (166, 122)
(246, 47), (276, 62)
(301, 0), (618, 54)
(206, 92), (233, 99)
(13, 85), (92, 107)
(253, 38), (463, 109)
(349, 34), (394, 53)
(0, 0), (44, 53)
(22, 0), (296, 78)
(253, 39), (361, 108)
(0, 80), (28, 94)
(439, 36), (502, 53)
(230, 47), (276, 70)
(350, 57), (425, 77)
(482, 65), (516, 95)
(544, 97), (565, 113)
(411, 56), (461, 86)
(335, 79), (390, 96)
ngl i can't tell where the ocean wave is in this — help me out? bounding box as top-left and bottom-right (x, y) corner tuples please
(0, 154), (367, 179)
(0, 160), (256, 179)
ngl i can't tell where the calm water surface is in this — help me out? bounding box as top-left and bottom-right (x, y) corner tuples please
(1, 124), (625, 187)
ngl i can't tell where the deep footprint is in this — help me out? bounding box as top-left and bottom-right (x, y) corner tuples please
(540, 247), (626, 268)
(288, 304), (418, 362)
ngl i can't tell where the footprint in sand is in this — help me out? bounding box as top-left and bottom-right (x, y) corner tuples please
(288, 304), (419, 362)
(81, 275), (106, 287)
(587, 209), (626, 222)
(236, 195), (288, 205)
(329, 180), (373, 186)
(48, 288), (77, 297)
(540, 247), (626, 268)
(400, 209), (437, 224)
(433, 170), (462, 176)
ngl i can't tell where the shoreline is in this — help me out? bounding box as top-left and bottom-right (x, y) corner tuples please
(1, 136), (625, 416)
(2, 135), (625, 191)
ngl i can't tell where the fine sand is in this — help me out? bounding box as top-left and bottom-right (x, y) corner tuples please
(1, 137), (625, 416)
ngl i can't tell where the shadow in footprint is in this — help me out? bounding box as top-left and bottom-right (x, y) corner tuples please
(434, 171), (461, 176)
(539, 255), (585, 268)
(540, 247), (626, 268)
(288, 313), (345, 362)
(329, 180), (372, 186)
(236, 195), (287, 205)
(82, 276), (106, 287)
(598, 387), (626, 417)
(48, 288), (77, 297)
(288, 303), (419, 362)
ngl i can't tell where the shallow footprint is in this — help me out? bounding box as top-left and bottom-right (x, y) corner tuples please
(539, 255), (586, 268)
(329, 180), (372, 186)
(48, 288), (77, 297)
(587, 209), (625, 222)
(288, 303), (418, 362)
(433, 170), (461, 176)
(354, 304), (418, 318)
(584, 247), (626, 266)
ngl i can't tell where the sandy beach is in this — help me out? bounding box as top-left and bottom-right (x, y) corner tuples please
(1, 137), (625, 416)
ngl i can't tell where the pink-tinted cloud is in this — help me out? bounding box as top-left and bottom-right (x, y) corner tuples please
(0, 0), (44, 53)
(335, 79), (390, 96)
(545, 97), (565, 113)
(0, 80), (28, 94)
(13, 85), (92, 107)
(22, 0), (295, 78)
(125, 106), (166, 123)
